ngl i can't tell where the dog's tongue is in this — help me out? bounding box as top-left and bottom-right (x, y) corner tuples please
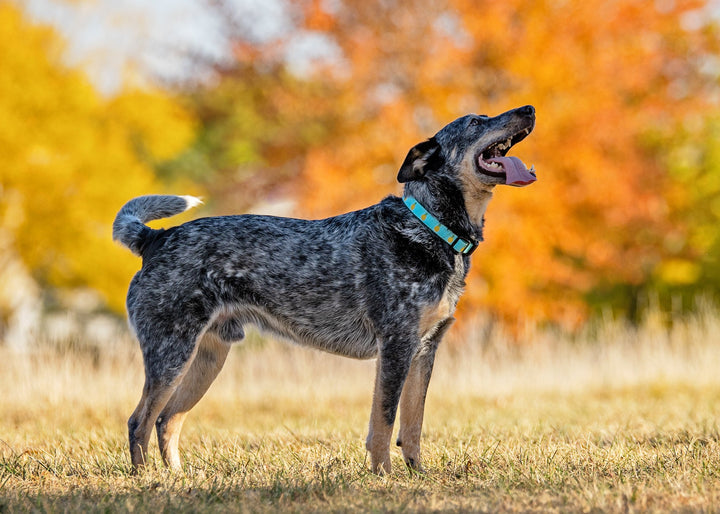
(488, 156), (537, 187)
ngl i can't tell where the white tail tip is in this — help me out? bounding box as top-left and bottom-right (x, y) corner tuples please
(180, 195), (204, 211)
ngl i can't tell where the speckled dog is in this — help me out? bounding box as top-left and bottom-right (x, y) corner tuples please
(113, 105), (537, 474)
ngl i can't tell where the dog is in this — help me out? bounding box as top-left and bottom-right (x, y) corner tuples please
(113, 105), (536, 474)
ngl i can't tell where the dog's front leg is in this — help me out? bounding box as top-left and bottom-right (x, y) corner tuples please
(366, 338), (415, 474)
(396, 318), (454, 472)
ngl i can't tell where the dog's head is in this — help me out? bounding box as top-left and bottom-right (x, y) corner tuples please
(397, 105), (536, 226)
(398, 105), (536, 187)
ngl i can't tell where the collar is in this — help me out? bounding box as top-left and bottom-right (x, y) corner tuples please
(403, 196), (477, 255)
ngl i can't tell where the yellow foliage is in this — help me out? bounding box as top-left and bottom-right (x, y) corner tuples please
(108, 90), (196, 161)
(656, 259), (701, 285)
(0, 3), (196, 312)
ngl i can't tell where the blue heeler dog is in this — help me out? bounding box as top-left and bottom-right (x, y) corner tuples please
(113, 105), (537, 474)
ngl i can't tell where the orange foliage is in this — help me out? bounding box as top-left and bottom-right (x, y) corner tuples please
(291, 0), (719, 327)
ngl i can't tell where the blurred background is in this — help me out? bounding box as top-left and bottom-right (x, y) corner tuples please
(2, 0), (720, 350)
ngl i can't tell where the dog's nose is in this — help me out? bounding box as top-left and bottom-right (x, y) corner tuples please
(519, 105), (535, 117)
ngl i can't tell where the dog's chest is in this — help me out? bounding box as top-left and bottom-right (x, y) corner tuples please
(418, 254), (466, 338)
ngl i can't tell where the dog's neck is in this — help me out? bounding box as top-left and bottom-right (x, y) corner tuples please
(403, 196), (478, 255)
(461, 184), (494, 229)
(403, 181), (486, 248)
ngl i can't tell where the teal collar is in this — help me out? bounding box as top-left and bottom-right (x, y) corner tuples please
(403, 196), (477, 255)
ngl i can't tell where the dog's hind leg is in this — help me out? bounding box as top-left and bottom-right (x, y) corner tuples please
(366, 336), (417, 474)
(155, 331), (231, 470)
(128, 373), (185, 472)
(396, 318), (454, 472)
(128, 324), (204, 471)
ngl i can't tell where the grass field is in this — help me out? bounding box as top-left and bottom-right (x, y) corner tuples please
(3, 310), (720, 512)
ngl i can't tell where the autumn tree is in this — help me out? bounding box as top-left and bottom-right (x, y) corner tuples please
(648, 113), (720, 305)
(0, 1), (197, 335)
(160, 62), (340, 215)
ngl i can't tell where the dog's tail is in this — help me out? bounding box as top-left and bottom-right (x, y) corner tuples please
(113, 195), (202, 256)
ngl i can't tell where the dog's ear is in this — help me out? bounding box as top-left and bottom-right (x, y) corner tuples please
(397, 138), (444, 183)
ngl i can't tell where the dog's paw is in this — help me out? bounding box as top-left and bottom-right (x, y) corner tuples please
(370, 454), (392, 475)
(404, 457), (425, 475)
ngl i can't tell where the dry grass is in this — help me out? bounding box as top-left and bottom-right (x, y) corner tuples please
(3, 309), (720, 512)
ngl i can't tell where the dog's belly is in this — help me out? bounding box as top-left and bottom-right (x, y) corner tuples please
(210, 304), (379, 359)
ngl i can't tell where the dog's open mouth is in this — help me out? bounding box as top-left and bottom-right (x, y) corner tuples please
(476, 127), (536, 187)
